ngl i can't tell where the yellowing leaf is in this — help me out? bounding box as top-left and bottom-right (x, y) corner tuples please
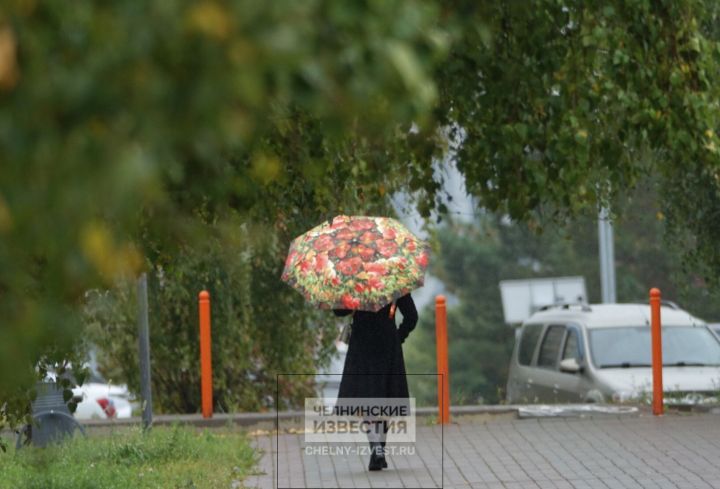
(81, 222), (142, 280)
(187, 2), (232, 40)
(251, 152), (282, 185)
(15, 0), (37, 16)
(0, 24), (20, 91)
(0, 194), (12, 232)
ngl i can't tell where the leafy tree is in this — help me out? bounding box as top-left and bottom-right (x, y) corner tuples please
(436, 1), (720, 221)
(407, 3), (720, 407)
(430, 1), (720, 301)
(85, 215), (335, 413)
(84, 117), (403, 413)
(5, 0), (720, 432)
(405, 183), (720, 405)
(0, 0), (445, 429)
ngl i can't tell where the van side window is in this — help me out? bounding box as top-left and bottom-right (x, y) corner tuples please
(562, 329), (580, 361)
(537, 325), (565, 368)
(518, 325), (543, 365)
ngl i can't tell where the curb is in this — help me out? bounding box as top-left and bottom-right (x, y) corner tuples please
(79, 403), (650, 429)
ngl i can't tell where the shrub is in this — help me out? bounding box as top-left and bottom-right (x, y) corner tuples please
(83, 218), (338, 413)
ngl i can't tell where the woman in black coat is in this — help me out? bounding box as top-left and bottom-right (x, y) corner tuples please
(333, 293), (418, 471)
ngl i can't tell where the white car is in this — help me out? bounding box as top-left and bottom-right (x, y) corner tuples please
(709, 323), (720, 338)
(506, 303), (720, 404)
(72, 372), (135, 419)
(45, 368), (135, 419)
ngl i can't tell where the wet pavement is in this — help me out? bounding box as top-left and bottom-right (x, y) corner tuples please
(243, 412), (720, 489)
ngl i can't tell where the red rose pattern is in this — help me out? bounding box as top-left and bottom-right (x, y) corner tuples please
(359, 231), (381, 245)
(363, 262), (386, 275)
(354, 245), (376, 262)
(349, 219), (375, 231)
(314, 253), (329, 273)
(299, 259), (312, 273)
(342, 293), (361, 309)
(335, 229), (356, 241)
(366, 276), (384, 291)
(313, 234), (334, 252)
(377, 240), (398, 258)
(283, 217), (429, 311)
(382, 228), (396, 240)
(331, 242), (351, 259)
(337, 257), (363, 276)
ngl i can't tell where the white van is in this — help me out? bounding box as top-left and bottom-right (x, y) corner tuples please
(506, 303), (720, 404)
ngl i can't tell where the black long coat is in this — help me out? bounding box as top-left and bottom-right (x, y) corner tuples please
(334, 294), (418, 399)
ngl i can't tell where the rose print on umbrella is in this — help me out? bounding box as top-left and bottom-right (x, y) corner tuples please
(281, 215), (431, 311)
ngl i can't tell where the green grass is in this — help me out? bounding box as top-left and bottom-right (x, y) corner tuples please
(0, 425), (258, 489)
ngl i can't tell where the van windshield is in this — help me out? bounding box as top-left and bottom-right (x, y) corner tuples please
(589, 326), (720, 368)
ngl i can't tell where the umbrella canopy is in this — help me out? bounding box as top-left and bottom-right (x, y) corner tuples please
(281, 215), (430, 311)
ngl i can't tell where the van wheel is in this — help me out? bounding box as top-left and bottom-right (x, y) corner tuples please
(584, 391), (605, 404)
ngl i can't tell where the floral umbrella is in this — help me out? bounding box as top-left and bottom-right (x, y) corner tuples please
(281, 215), (430, 311)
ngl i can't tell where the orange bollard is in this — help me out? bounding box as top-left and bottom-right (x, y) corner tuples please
(435, 295), (450, 424)
(199, 290), (213, 418)
(650, 288), (663, 416)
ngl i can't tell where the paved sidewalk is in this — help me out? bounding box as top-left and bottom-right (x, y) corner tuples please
(243, 413), (720, 489)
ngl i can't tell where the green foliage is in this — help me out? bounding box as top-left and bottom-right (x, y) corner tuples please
(82, 109), (408, 413)
(403, 1), (720, 403)
(5, 0), (720, 430)
(0, 425), (256, 489)
(75, 82), (435, 412)
(438, 1), (720, 223)
(84, 214), (338, 413)
(0, 0), (445, 427)
(608, 181), (720, 318)
(404, 221), (517, 406)
(405, 183), (720, 405)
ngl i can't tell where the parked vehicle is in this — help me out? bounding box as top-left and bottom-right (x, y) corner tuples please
(72, 371), (134, 419)
(45, 368), (135, 419)
(709, 323), (720, 338)
(506, 303), (720, 404)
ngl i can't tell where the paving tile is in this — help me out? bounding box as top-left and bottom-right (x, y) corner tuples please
(249, 414), (720, 488)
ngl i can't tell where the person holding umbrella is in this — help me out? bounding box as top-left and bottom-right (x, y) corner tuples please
(282, 215), (429, 472)
(333, 293), (417, 470)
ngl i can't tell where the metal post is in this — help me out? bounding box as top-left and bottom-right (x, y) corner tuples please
(598, 207), (617, 303)
(435, 295), (450, 424)
(199, 290), (213, 418)
(650, 288), (664, 416)
(137, 273), (153, 431)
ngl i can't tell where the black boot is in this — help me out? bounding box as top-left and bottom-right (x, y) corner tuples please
(368, 442), (384, 471)
(378, 441), (388, 468)
(379, 421), (388, 468)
